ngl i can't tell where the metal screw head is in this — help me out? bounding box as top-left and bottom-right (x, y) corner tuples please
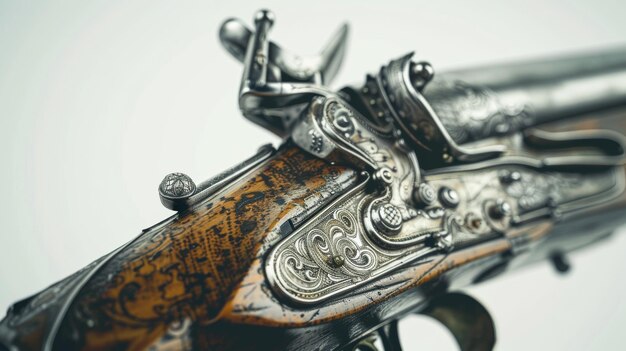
(439, 187), (460, 208)
(372, 203), (403, 235)
(413, 183), (436, 206)
(159, 173), (196, 199)
(394, 138), (410, 152)
(465, 212), (483, 231)
(331, 255), (345, 268)
(499, 170), (522, 184)
(374, 167), (394, 186)
(489, 200), (512, 219)
(335, 115), (351, 128)
(332, 107), (354, 134)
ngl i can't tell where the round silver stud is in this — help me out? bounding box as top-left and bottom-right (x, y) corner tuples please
(499, 170), (522, 184)
(159, 173), (196, 200)
(413, 183), (436, 207)
(374, 167), (394, 186)
(372, 203), (403, 235)
(489, 200), (512, 219)
(439, 187), (460, 208)
(332, 107), (354, 134)
(330, 255), (345, 268)
(410, 61), (435, 90)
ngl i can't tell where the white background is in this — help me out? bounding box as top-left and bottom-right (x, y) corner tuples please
(1, 1), (625, 350)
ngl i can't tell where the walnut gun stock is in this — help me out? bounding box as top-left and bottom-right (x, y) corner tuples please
(2, 10), (626, 351)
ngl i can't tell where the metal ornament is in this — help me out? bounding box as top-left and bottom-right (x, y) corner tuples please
(159, 173), (197, 208)
(413, 183), (436, 206)
(438, 187), (460, 208)
(158, 144), (275, 211)
(265, 179), (440, 305)
(371, 203), (403, 235)
(221, 10), (626, 306)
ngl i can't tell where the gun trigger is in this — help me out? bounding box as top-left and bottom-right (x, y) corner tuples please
(418, 292), (496, 351)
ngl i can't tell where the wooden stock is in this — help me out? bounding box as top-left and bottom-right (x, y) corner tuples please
(3, 109), (626, 351)
(0, 145), (361, 350)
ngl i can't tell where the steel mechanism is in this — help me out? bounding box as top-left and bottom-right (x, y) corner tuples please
(216, 9), (626, 351)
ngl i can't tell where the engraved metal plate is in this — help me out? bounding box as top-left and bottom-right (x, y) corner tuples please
(265, 180), (438, 305)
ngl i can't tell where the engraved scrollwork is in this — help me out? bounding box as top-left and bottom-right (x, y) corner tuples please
(507, 172), (584, 211)
(424, 79), (532, 144)
(266, 182), (439, 305)
(504, 169), (616, 213)
(320, 98), (398, 171)
(275, 209), (377, 298)
(425, 165), (623, 246)
(375, 54), (506, 167)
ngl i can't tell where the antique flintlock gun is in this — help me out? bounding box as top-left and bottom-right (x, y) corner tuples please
(3, 9), (626, 351)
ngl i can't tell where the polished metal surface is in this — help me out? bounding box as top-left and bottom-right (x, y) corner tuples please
(219, 11), (348, 137)
(220, 10), (626, 309)
(264, 178), (440, 305)
(427, 48), (626, 144)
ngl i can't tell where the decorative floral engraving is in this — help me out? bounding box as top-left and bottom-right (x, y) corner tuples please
(505, 171), (609, 212)
(275, 209), (377, 297)
(266, 187), (438, 305)
(424, 80), (531, 144)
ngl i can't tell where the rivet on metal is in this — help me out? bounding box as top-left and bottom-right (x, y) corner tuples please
(499, 170), (522, 184)
(413, 183), (436, 207)
(332, 107), (354, 134)
(465, 212), (483, 231)
(410, 61), (434, 90)
(489, 200), (512, 219)
(439, 187), (460, 208)
(331, 255), (345, 268)
(374, 167), (394, 186)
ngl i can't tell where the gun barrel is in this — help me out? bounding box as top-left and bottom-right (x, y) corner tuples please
(425, 47), (626, 144)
